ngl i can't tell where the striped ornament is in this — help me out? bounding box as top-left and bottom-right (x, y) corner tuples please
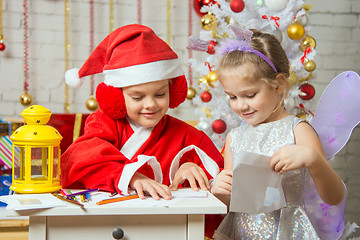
(0, 136), (20, 169)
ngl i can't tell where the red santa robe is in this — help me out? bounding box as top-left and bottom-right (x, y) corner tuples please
(60, 109), (224, 238)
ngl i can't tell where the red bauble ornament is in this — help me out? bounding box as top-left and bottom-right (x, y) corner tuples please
(193, 0), (216, 17)
(207, 40), (217, 54)
(0, 43), (5, 51)
(212, 119), (227, 134)
(230, 0), (245, 13)
(201, 91), (212, 102)
(299, 83), (315, 100)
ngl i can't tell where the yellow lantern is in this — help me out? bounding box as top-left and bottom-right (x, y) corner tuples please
(10, 105), (63, 193)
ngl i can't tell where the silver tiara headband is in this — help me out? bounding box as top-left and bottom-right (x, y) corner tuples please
(218, 25), (278, 73)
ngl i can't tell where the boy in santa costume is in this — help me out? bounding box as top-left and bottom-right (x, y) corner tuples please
(61, 24), (224, 238)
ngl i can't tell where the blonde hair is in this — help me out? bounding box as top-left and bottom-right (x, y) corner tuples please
(218, 30), (290, 91)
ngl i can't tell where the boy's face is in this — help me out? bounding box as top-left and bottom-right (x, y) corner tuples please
(122, 79), (170, 128)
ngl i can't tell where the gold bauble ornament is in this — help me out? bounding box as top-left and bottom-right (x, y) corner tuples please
(296, 111), (307, 119)
(287, 22), (305, 41)
(85, 95), (98, 111)
(19, 92), (33, 106)
(287, 71), (297, 87)
(201, 14), (217, 31)
(304, 60), (316, 72)
(198, 75), (208, 86)
(187, 86), (197, 100)
(206, 70), (218, 84)
(300, 35), (316, 52)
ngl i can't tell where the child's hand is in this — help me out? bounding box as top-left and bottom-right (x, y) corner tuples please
(169, 162), (210, 191)
(270, 145), (316, 174)
(130, 172), (172, 200)
(211, 169), (232, 196)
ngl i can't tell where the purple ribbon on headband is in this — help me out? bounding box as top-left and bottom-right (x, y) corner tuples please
(217, 25), (278, 73)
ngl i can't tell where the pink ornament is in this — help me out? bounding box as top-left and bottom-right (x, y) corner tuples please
(212, 119), (227, 134)
(201, 91), (212, 102)
(230, 0), (245, 13)
(299, 83), (315, 100)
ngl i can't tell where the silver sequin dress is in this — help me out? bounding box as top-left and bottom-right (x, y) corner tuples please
(214, 115), (320, 240)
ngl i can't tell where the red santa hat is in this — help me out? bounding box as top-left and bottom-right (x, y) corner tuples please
(65, 24), (187, 119)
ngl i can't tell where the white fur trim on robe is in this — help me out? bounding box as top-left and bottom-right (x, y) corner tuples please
(118, 155), (163, 195)
(120, 125), (152, 159)
(169, 145), (220, 184)
(117, 123), (156, 195)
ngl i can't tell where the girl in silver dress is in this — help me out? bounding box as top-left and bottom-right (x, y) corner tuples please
(211, 28), (345, 239)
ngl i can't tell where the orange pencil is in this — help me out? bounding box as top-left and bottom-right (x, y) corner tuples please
(96, 194), (139, 205)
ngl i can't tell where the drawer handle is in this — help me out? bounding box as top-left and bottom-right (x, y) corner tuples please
(112, 227), (124, 239)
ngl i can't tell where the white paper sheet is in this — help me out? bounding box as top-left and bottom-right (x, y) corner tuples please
(230, 151), (286, 214)
(0, 188), (208, 210)
(171, 188), (208, 198)
(89, 188), (208, 207)
(0, 194), (66, 210)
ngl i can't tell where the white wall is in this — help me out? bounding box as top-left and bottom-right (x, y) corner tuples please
(0, 0), (359, 236)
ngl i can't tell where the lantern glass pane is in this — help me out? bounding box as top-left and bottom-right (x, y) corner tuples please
(31, 147), (48, 181)
(53, 146), (59, 179)
(13, 146), (25, 181)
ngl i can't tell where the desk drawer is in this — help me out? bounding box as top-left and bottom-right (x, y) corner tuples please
(46, 215), (187, 240)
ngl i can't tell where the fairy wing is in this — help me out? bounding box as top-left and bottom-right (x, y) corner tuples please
(311, 71), (360, 160)
(304, 71), (360, 240)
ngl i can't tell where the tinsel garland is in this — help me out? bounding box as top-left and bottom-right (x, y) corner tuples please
(167, 0), (172, 45)
(23, 0), (29, 93)
(64, 0), (70, 113)
(109, 0), (114, 32)
(0, 0), (4, 46)
(188, 0), (193, 85)
(137, 0), (142, 24)
(89, 0), (95, 96)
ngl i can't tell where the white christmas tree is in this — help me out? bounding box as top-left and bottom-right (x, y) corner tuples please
(188, 0), (317, 149)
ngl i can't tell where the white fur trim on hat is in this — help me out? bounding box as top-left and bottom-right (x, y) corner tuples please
(103, 58), (183, 87)
(65, 68), (84, 87)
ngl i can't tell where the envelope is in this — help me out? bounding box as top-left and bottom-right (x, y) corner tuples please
(230, 150), (286, 214)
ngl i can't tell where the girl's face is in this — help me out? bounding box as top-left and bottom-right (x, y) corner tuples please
(123, 79), (170, 128)
(220, 64), (285, 126)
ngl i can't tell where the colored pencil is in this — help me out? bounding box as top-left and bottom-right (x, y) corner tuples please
(65, 188), (99, 198)
(52, 193), (84, 208)
(96, 194), (139, 205)
(60, 189), (68, 197)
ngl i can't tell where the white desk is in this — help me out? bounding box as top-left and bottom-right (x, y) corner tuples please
(5, 192), (226, 240)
